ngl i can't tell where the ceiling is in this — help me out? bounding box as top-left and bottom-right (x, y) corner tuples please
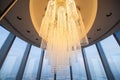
(0, 0), (120, 47)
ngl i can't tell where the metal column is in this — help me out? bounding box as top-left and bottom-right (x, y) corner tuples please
(54, 73), (56, 80)
(96, 43), (115, 80)
(16, 44), (32, 80)
(70, 65), (73, 80)
(82, 48), (92, 80)
(0, 33), (15, 69)
(36, 49), (45, 80)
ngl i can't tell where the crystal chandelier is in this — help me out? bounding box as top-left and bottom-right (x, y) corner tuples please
(39, 0), (89, 72)
(30, 0), (97, 73)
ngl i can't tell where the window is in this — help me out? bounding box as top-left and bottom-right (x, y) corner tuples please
(0, 26), (10, 49)
(114, 30), (120, 42)
(0, 21), (120, 79)
(0, 37), (27, 79)
(84, 45), (107, 80)
(23, 46), (42, 80)
(41, 51), (54, 80)
(100, 35), (120, 79)
(56, 66), (71, 80)
(72, 50), (87, 80)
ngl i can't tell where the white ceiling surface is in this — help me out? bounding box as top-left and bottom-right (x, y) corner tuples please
(0, 0), (120, 47)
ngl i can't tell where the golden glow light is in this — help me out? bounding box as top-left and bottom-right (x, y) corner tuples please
(30, 0), (97, 73)
(40, 0), (88, 72)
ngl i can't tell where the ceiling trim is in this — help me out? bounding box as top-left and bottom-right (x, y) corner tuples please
(2, 17), (40, 47)
(83, 20), (120, 47)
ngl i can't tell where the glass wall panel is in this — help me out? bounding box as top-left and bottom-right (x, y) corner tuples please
(84, 45), (107, 80)
(56, 66), (71, 80)
(23, 46), (42, 80)
(0, 26), (10, 49)
(100, 35), (120, 79)
(72, 50), (87, 80)
(0, 37), (27, 80)
(41, 51), (54, 80)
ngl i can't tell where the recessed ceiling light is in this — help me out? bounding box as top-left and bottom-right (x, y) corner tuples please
(106, 12), (112, 17)
(17, 16), (22, 20)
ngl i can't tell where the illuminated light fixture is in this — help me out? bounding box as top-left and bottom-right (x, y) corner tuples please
(30, 0), (97, 72)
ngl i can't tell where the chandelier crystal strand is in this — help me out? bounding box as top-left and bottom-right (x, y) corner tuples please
(40, 0), (88, 73)
(67, 0), (81, 63)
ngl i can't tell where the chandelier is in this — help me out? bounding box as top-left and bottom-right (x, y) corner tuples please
(30, 0), (97, 73)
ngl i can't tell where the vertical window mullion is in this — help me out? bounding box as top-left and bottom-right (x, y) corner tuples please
(54, 72), (56, 80)
(0, 33), (15, 69)
(82, 48), (92, 80)
(16, 44), (32, 80)
(36, 49), (45, 80)
(70, 65), (73, 80)
(96, 43), (115, 80)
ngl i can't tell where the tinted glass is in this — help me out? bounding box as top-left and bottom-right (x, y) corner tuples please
(41, 51), (54, 80)
(100, 35), (120, 79)
(0, 26), (10, 49)
(72, 50), (87, 80)
(84, 45), (107, 80)
(23, 46), (42, 80)
(0, 37), (27, 79)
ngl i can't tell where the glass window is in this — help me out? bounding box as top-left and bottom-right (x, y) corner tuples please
(23, 46), (42, 80)
(56, 66), (71, 80)
(41, 51), (54, 80)
(84, 45), (107, 80)
(0, 37), (27, 80)
(0, 26), (10, 49)
(100, 35), (120, 79)
(72, 50), (87, 80)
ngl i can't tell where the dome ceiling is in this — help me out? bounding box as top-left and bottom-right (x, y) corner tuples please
(0, 0), (120, 47)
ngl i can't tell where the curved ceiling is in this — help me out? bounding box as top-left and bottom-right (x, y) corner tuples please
(0, 0), (120, 47)
(30, 0), (97, 39)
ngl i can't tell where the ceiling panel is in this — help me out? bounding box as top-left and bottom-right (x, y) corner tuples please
(0, 0), (120, 47)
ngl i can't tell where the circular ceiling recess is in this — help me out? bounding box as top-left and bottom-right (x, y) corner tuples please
(29, 0), (98, 47)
